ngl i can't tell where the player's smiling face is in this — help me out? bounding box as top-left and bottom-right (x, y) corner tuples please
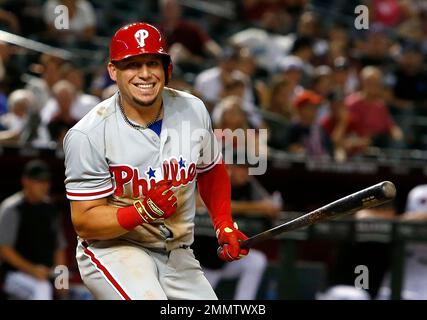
(108, 54), (165, 108)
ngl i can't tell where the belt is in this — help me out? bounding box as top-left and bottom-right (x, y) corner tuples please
(160, 224), (172, 239)
(81, 239), (190, 251)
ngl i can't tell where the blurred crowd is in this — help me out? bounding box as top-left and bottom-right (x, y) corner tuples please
(1, 0), (427, 300)
(0, 0), (426, 162)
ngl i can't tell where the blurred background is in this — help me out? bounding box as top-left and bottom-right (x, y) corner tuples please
(1, 0), (427, 300)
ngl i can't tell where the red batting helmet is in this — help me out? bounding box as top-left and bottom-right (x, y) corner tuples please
(110, 22), (172, 83)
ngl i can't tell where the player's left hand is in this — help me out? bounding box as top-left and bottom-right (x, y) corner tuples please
(133, 180), (177, 223)
(216, 222), (249, 262)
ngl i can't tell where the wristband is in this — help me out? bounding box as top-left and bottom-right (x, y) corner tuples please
(116, 205), (145, 230)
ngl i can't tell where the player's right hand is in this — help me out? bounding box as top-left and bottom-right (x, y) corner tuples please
(133, 180), (177, 223)
(216, 222), (249, 262)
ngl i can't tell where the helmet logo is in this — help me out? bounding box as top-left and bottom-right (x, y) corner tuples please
(134, 29), (149, 48)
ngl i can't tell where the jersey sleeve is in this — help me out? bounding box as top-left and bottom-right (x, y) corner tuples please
(196, 108), (222, 174)
(0, 205), (19, 246)
(63, 129), (114, 201)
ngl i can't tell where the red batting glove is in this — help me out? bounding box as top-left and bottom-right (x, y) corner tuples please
(216, 222), (249, 262)
(133, 180), (178, 223)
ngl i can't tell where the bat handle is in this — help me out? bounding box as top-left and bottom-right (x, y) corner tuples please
(240, 239), (251, 250)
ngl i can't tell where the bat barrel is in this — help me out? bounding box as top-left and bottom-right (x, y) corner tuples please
(240, 181), (396, 249)
(381, 181), (397, 199)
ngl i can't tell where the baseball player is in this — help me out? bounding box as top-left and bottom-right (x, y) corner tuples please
(63, 22), (249, 300)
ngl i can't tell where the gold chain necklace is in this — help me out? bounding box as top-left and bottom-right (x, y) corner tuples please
(118, 94), (163, 130)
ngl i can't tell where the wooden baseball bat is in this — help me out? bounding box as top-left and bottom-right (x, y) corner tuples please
(240, 181), (396, 249)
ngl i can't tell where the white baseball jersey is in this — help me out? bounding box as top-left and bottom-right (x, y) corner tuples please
(63, 88), (221, 251)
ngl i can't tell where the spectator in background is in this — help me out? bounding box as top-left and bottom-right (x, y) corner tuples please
(21, 54), (65, 147)
(227, 159), (282, 219)
(41, 80), (81, 124)
(310, 65), (333, 119)
(325, 23), (351, 66)
(158, 0), (222, 71)
(287, 90), (331, 157)
(216, 75), (263, 129)
(277, 55), (305, 99)
(60, 63), (85, 94)
(353, 25), (395, 71)
(378, 184), (427, 300)
(216, 95), (267, 161)
(286, 36), (315, 87)
(294, 10), (329, 60)
(0, 95), (6, 118)
(212, 95), (250, 150)
(219, 76), (247, 101)
(0, 0), (46, 37)
(234, 47), (267, 108)
(0, 42), (8, 115)
(366, 0), (403, 28)
(0, 160), (67, 300)
(212, 96), (266, 158)
(258, 5), (293, 35)
(0, 89), (34, 144)
(167, 68), (202, 96)
(266, 75), (295, 121)
(43, 80), (79, 145)
(295, 11), (320, 39)
(238, 0), (293, 25)
(0, 42), (7, 84)
(237, 7), (320, 73)
(345, 66), (404, 149)
(419, 10), (427, 54)
(0, 41), (24, 98)
(262, 75), (295, 151)
(238, 0), (307, 26)
(401, 185), (427, 221)
(60, 63), (100, 119)
(89, 68), (116, 100)
(195, 48), (255, 112)
(43, 0), (97, 46)
(320, 91), (370, 162)
(392, 0), (427, 43)
(229, 8), (293, 74)
(331, 56), (359, 96)
(311, 65), (333, 99)
(388, 41), (427, 147)
(25, 54), (64, 112)
(390, 41), (427, 111)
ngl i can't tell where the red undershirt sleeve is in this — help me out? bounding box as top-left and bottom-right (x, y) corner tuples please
(197, 162), (233, 230)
